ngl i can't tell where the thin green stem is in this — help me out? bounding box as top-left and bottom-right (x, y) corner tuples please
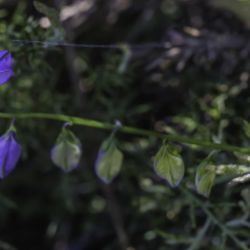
(187, 217), (211, 250)
(183, 189), (248, 250)
(0, 112), (249, 154)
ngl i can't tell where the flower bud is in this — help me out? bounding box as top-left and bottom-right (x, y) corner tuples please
(0, 126), (21, 179)
(95, 138), (123, 184)
(0, 50), (13, 85)
(51, 126), (82, 172)
(195, 163), (216, 198)
(154, 144), (185, 187)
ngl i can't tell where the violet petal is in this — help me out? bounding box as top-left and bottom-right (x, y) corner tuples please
(0, 50), (13, 85)
(0, 131), (22, 178)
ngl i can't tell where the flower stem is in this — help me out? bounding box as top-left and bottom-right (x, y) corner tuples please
(0, 112), (249, 154)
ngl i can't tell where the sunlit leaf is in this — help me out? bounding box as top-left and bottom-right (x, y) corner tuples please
(154, 144), (184, 187)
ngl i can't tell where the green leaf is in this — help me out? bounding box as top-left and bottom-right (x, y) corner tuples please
(195, 162), (216, 198)
(154, 144), (185, 187)
(95, 139), (123, 184)
(243, 120), (250, 139)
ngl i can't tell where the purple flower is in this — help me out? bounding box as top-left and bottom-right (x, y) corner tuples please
(0, 50), (13, 85)
(0, 130), (22, 179)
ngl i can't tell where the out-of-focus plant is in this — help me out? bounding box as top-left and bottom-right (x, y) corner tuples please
(0, 1), (249, 250)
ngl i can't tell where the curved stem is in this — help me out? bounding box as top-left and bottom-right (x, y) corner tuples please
(0, 112), (249, 154)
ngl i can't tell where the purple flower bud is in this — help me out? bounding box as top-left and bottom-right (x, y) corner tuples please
(0, 130), (22, 179)
(0, 50), (13, 85)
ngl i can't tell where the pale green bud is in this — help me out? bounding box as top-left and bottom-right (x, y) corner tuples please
(51, 126), (82, 172)
(195, 163), (216, 198)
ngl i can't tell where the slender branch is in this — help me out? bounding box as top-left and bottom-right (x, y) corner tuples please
(0, 112), (249, 154)
(184, 189), (248, 250)
(187, 217), (212, 250)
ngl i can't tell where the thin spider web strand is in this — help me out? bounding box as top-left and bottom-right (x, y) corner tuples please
(11, 39), (167, 49)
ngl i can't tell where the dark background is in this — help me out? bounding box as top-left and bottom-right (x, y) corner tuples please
(0, 0), (250, 249)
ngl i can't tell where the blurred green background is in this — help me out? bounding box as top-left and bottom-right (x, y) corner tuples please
(0, 0), (250, 249)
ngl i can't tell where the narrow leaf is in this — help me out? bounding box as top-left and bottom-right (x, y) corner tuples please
(243, 120), (250, 139)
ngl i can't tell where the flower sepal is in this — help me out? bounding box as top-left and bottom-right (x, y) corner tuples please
(51, 124), (82, 172)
